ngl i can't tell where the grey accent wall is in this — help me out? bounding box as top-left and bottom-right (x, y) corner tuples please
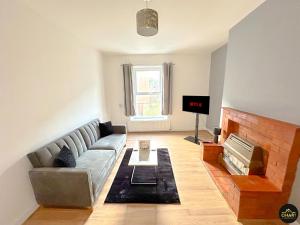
(206, 45), (227, 130)
(223, 0), (300, 221)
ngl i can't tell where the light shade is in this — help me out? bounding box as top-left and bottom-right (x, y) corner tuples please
(136, 8), (158, 36)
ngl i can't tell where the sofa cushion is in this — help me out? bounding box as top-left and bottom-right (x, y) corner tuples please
(91, 121), (101, 139)
(89, 134), (126, 155)
(63, 136), (79, 159)
(79, 124), (99, 148)
(68, 132), (85, 156)
(99, 121), (113, 137)
(74, 130), (88, 152)
(30, 148), (53, 167)
(87, 123), (98, 141)
(79, 127), (92, 149)
(75, 150), (115, 195)
(53, 146), (76, 168)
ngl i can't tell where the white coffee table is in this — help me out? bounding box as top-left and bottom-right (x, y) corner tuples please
(128, 149), (158, 185)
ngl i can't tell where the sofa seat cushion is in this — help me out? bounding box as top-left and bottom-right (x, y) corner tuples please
(89, 134), (126, 153)
(75, 150), (115, 195)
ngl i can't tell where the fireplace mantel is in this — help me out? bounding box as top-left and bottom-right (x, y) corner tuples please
(202, 107), (300, 219)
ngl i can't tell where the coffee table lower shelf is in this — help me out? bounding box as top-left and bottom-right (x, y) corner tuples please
(130, 165), (158, 185)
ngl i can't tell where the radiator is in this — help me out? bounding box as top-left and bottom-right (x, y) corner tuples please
(127, 119), (171, 132)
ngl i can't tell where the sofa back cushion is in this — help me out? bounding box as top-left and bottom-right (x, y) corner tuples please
(79, 120), (100, 149)
(91, 121), (101, 140)
(27, 119), (100, 168)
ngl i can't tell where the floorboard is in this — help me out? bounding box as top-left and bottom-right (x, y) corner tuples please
(24, 131), (284, 225)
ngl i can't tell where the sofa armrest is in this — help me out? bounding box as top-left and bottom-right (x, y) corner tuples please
(112, 125), (127, 134)
(29, 167), (94, 208)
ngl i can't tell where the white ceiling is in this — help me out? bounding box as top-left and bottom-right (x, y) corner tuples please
(22, 0), (265, 54)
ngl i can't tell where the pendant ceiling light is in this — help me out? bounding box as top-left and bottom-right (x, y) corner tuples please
(136, 0), (158, 37)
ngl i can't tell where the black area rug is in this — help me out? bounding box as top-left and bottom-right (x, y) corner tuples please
(105, 148), (180, 204)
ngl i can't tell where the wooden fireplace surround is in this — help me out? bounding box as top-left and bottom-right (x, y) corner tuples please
(202, 107), (300, 219)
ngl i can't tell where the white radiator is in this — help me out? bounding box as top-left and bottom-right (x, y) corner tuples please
(127, 119), (171, 132)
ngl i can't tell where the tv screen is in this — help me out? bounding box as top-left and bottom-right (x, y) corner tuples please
(182, 96), (210, 114)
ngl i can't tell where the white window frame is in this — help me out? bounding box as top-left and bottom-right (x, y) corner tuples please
(131, 65), (167, 120)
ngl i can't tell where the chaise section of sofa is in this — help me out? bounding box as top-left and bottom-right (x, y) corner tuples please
(27, 119), (126, 208)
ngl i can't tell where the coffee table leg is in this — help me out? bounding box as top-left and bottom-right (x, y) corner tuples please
(130, 166), (136, 185)
(155, 166), (158, 184)
(155, 166), (158, 193)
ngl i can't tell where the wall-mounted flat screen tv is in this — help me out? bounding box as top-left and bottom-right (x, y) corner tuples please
(182, 96), (210, 114)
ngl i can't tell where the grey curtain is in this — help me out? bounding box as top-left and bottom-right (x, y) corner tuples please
(162, 63), (173, 115)
(122, 64), (135, 116)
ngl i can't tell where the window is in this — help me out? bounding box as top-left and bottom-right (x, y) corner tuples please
(132, 65), (163, 119)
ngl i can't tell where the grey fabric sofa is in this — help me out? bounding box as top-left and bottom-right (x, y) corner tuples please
(27, 119), (126, 208)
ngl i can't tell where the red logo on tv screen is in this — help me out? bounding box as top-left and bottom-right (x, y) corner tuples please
(189, 102), (203, 107)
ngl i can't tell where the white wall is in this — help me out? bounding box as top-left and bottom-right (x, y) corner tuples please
(206, 45), (227, 131)
(223, 0), (300, 222)
(103, 53), (211, 131)
(0, 1), (108, 224)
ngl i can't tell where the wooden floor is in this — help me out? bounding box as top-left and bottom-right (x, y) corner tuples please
(24, 132), (284, 225)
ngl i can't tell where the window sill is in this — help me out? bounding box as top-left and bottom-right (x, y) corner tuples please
(130, 116), (168, 121)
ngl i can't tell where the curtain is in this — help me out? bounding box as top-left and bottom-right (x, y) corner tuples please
(122, 64), (135, 116)
(162, 63), (173, 115)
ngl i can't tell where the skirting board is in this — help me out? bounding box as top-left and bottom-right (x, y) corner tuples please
(14, 203), (38, 225)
